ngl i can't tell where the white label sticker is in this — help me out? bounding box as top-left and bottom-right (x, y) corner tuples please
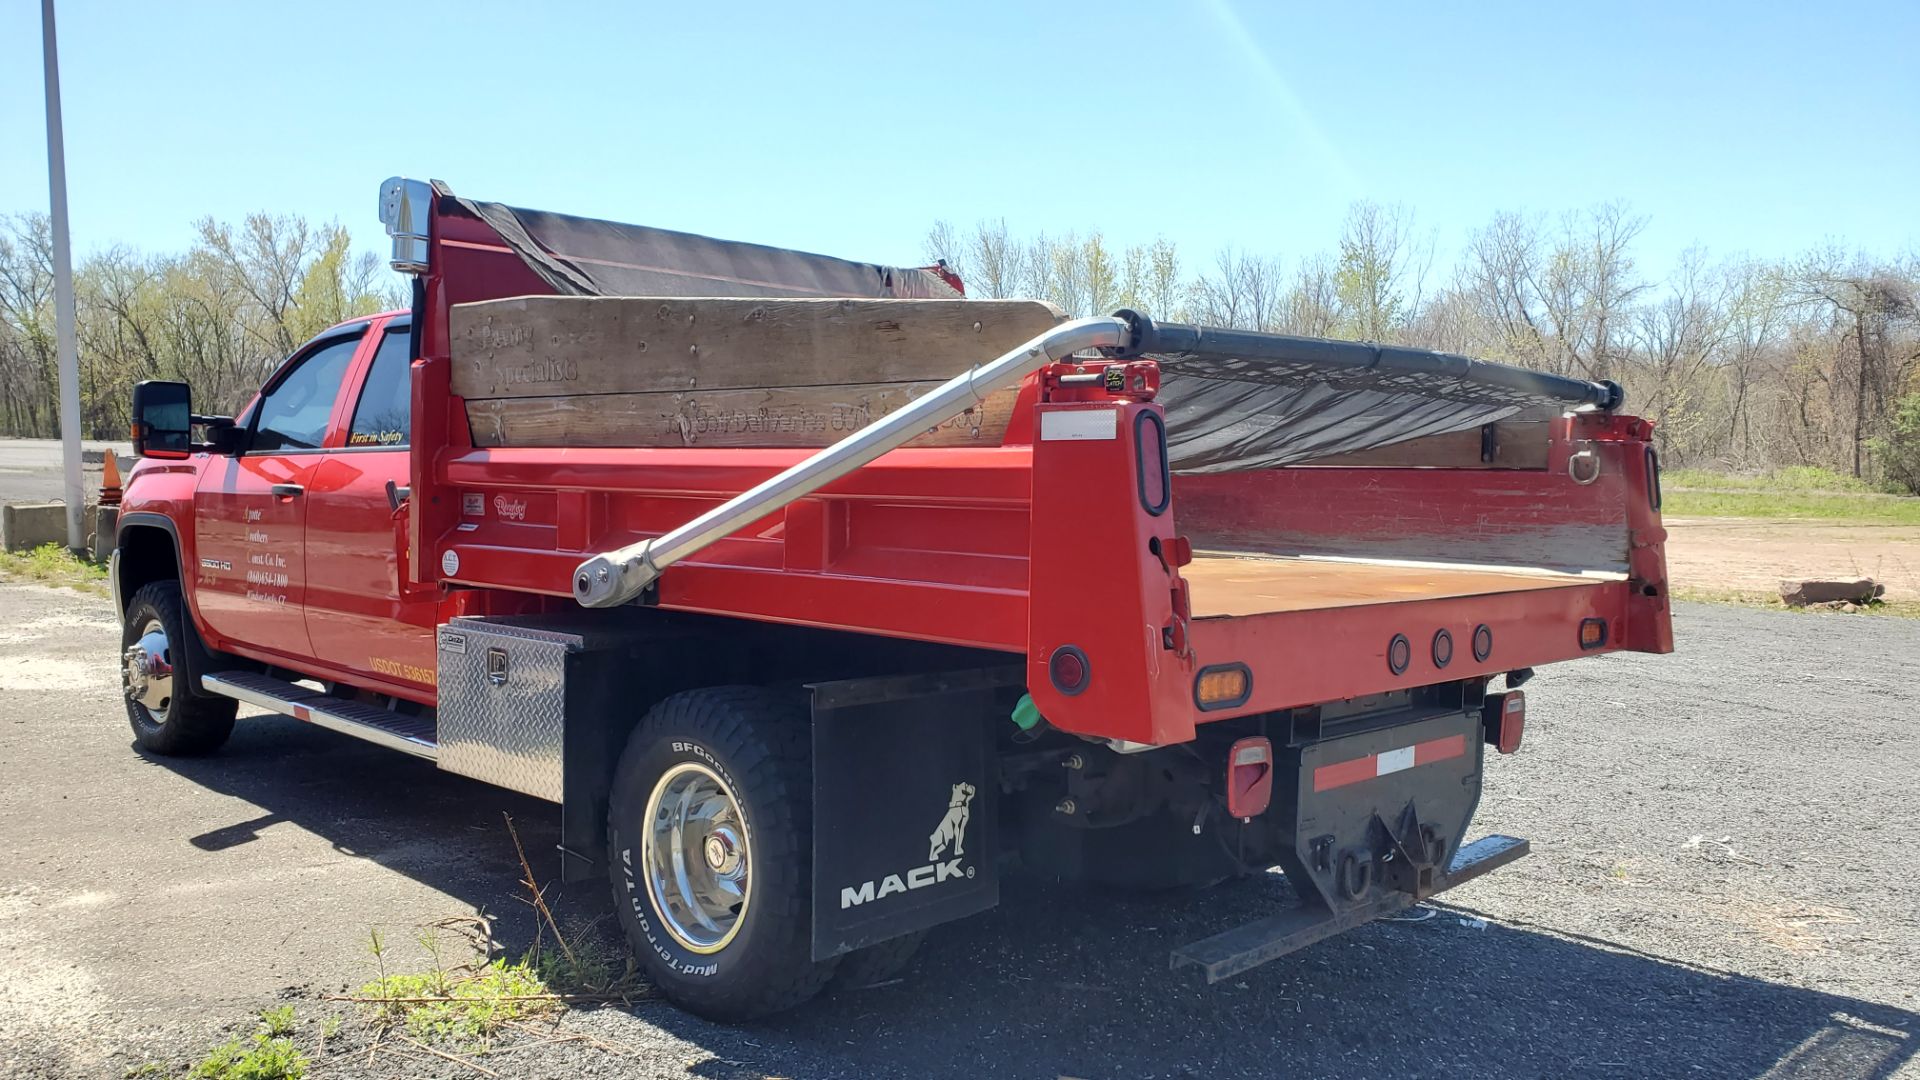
(441, 549), (460, 576)
(461, 492), (484, 516)
(440, 632), (467, 654)
(1040, 409), (1118, 441)
(1376, 745), (1415, 776)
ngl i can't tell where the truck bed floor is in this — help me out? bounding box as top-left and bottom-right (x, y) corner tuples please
(1183, 553), (1600, 618)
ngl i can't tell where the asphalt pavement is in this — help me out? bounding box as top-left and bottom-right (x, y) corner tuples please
(0, 438), (132, 505)
(1, 581), (1915, 1079)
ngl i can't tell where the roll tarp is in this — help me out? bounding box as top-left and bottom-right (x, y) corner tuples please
(449, 196), (962, 300)
(1133, 322), (1617, 473)
(452, 191), (1616, 473)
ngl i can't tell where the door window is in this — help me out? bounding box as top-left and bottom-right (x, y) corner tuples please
(250, 334), (362, 452)
(346, 329), (413, 448)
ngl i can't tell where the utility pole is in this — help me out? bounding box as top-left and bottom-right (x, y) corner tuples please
(42, 0), (86, 552)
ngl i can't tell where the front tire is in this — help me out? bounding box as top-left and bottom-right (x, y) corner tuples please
(606, 687), (834, 1020)
(121, 580), (236, 756)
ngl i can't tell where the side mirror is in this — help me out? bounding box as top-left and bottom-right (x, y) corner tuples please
(131, 380), (192, 459)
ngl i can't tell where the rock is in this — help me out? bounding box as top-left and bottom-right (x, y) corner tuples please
(1779, 578), (1886, 607)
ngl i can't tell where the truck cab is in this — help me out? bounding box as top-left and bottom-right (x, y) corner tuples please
(118, 311), (440, 704)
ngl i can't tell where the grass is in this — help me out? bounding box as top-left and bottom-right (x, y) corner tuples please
(1661, 465), (1892, 494)
(1662, 466), (1920, 525)
(0, 541), (110, 594)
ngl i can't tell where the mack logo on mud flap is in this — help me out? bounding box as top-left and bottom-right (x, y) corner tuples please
(840, 782), (976, 909)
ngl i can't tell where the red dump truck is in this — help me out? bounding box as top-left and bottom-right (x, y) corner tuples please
(112, 178), (1672, 1019)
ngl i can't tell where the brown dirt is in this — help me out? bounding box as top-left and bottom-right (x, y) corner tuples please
(1663, 516), (1920, 602)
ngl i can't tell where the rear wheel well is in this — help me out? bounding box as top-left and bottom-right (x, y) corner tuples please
(116, 524), (180, 612)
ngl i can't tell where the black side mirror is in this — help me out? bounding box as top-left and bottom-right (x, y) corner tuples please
(131, 380), (192, 459)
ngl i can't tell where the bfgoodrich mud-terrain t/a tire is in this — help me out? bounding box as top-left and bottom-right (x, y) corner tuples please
(121, 580), (236, 756)
(607, 686), (835, 1020)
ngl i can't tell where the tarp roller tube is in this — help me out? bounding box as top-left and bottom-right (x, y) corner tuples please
(1119, 312), (1623, 411)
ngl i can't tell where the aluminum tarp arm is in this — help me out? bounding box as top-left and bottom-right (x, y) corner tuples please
(570, 316), (1133, 608)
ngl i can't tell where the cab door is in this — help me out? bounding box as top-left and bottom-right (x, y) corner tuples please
(192, 328), (367, 660)
(303, 319), (439, 697)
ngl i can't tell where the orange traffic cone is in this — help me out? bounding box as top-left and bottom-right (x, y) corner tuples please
(99, 452), (123, 508)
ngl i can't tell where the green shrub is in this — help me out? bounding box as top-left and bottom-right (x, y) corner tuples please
(1872, 393), (1920, 495)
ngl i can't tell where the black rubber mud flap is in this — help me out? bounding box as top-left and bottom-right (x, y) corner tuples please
(809, 668), (1012, 962)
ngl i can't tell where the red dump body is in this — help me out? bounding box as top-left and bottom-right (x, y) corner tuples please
(124, 201), (1673, 748)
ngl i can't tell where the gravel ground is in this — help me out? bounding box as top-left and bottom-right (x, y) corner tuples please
(1, 581), (1915, 1079)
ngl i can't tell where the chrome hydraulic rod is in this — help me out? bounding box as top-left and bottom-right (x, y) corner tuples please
(571, 315), (1133, 608)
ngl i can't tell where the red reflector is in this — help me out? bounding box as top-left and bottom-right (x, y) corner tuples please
(1048, 646), (1089, 696)
(1483, 690), (1526, 755)
(1226, 736), (1273, 818)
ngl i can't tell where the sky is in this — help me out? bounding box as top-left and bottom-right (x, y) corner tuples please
(4, 0), (1916, 286)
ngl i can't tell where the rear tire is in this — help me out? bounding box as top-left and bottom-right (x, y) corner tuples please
(606, 686), (834, 1020)
(121, 580), (236, 756)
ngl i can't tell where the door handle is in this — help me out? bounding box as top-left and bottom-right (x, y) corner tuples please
(270, 483), (305, 498)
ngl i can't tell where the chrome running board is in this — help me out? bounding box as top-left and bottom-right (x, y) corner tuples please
(201, 671), (438, 760)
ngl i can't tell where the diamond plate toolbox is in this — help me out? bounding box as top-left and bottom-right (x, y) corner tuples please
(436, 618), (580, 802)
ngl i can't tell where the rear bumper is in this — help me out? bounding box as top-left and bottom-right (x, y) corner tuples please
(1171, 834), (1530, 982)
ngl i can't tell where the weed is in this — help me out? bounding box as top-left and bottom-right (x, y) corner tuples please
(360, 957), (558, 1043)
(187, 1034), (307, 1080)
(256, 1004), (297, 1038)
(123, 1064), (168, 1079)
(318, 1014), (342, 1042)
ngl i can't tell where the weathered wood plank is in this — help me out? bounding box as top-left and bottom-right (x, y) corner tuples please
(466, 381), (1019, 449)
(450, 296), (1064, 400)
(1298, 420), (1552, 469)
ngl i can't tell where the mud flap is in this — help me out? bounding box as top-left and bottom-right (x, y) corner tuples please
(1172, 706), (1529, 981)
(809, 668), (1012, 962)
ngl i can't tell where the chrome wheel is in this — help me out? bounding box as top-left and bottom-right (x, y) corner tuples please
(642, 762), (750, 953)
(123, 616), (173, 722)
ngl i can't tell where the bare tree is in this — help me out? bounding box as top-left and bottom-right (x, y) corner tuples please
(1536, 202), (1649, 380)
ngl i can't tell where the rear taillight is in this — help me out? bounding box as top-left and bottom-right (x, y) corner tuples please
(1579, 618), (1609, 650)
(1483, 690), (1526, 755)
(1226, 736), (1273, 818)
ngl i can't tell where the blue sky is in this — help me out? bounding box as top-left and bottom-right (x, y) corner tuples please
(4, 0), (1915, 284)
